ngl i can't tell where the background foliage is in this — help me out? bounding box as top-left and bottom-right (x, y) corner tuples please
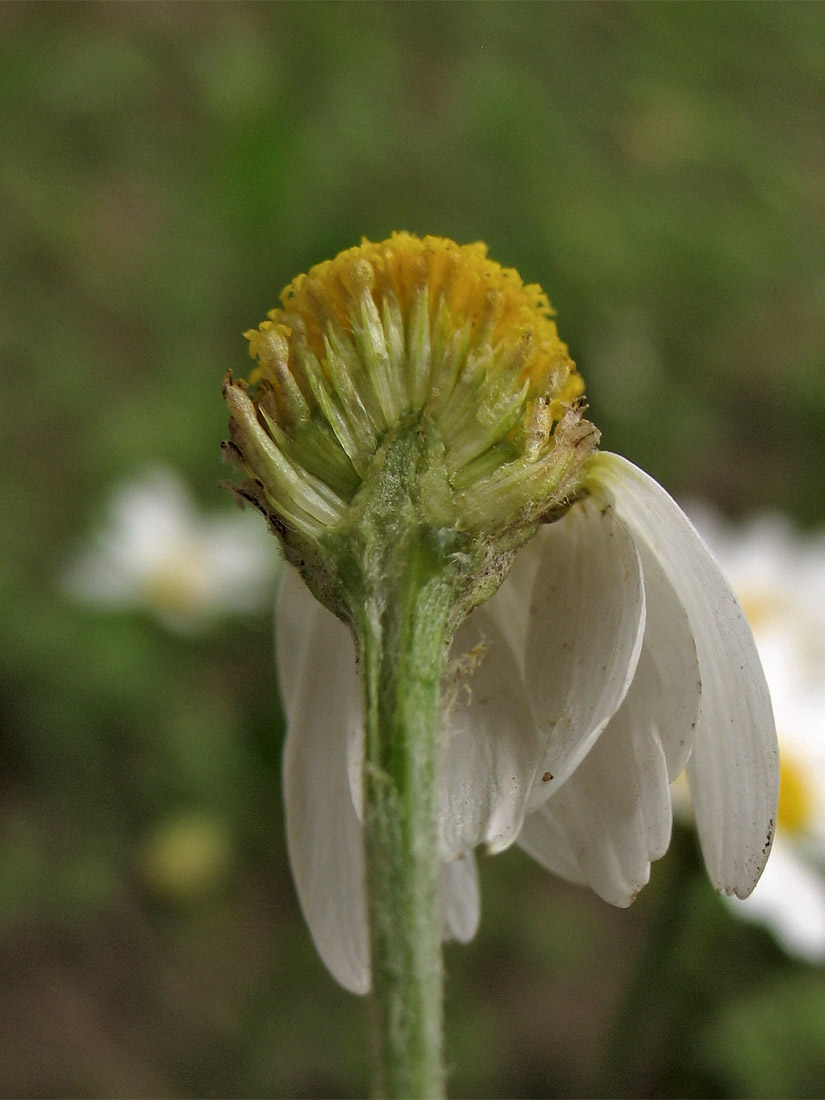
(2, 3), (825, 1096)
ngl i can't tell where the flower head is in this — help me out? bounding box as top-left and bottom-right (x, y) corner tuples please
(63, 466), (280, 633)
(224, 234), (779, 994)
(223, 234), (597, 621)
(688, 509), (825, 959)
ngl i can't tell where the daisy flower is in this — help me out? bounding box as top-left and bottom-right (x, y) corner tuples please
(689, 508), (825, 959)
(64, 466), (280, 633)
(222, 233), (777, 1095)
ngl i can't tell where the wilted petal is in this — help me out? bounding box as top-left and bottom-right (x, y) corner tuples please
(522, 498), (646, 810)
(439, 608), (538, 857)
(515, 807), (587, 889)
(440, 497), (645, 860)
(518, 666), (672, 906)
(474, 516), (543, 666)
(440, 853), (481, 943)
(591, 453), (779, 898)
(632, 539), (702, 779)
(278, 568), (370, 994)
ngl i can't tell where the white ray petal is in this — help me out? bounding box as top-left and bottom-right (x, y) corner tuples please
(440, 498), (645, 860)
(518, 667), (672, 906)
(473, 514), (543, 668)
(439, 608), (538, 858)
(277, 568), (370, 994)
(440, 853), (481, 944)
(632, 540), (702, 779)
(517, 807), (587, 889)
(590, 453), (779, 898)
(521, 497), (646, 812)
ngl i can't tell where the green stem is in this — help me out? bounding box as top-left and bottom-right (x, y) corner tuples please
(353, 529), (456, 1100)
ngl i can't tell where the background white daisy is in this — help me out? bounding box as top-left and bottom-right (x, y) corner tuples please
(63, 466), (281, 633)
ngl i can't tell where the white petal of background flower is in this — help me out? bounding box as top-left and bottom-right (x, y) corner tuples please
(64, 469), (195, 605)
(63, 467), (279, 632)
(732, 836), (825, 961)
(103, 470), (198, 577)
(199, 516), (278, 614)
(592, 454), (779, 899)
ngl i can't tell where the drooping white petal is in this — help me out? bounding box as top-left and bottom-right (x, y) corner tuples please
(631, 539), (702, 779)
(279, 567), (492, 989)
(590, 453), (779, 898)
(521, 497), (647, 810)
(440, 853), (481, 944)
(439, 608), (538, 858)
(517, 540), (702, 906)
(439, 500), (646, 860)
(518, 659), (672, 906)
(467, 504), (543, 666)
(277, 568), (370, 994)
(515, 806), (588, 889)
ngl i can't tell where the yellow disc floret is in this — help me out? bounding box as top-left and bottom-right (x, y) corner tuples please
(253, 232), (583, 414)
(224, 232), (597, 544)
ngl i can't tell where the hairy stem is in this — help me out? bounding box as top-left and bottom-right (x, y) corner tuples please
(354, 530), (456, 1099)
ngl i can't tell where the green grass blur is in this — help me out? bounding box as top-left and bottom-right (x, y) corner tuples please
(2, 3), (825, 1096)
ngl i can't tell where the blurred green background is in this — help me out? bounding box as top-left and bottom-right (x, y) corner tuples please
(3, 2), (825, 1097)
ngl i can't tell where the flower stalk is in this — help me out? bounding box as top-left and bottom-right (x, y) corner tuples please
(356, 532), (455, 1099)
(335, 426), (469, 1097)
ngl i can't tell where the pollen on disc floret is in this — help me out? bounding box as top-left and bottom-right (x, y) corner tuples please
(225, 232), (597, 541)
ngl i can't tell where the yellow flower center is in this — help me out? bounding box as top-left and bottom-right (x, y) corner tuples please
(224, 232), (598, 543)
(142, 544), (212, 618)
(249, 232), (584, 416)
(777, 749), (816, 835)
(738, 590), (787, 633)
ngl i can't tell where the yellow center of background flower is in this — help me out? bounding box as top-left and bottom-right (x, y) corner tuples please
(142, 545), (212, 618)
(738, 590), (787, 633)
(777, 751), (815, 835)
